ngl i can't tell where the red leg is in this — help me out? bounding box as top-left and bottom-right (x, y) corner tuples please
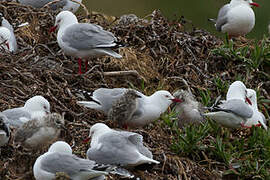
(78, 58), (82, 74)
(254, 123), (261, 127)
(241, 122), (251, 128)
(123, 124), (128, 129)
(85, 60), (88, 73)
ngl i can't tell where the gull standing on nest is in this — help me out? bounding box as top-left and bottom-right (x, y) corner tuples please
(50, 11), (123, 74)
(209, 0), (259, 38)
(1, 95), (50, 129)
(244, 89), (267, 129)
(14, 113), (65, 149)
(77, 88), (182, 128)
(203, 81), (253, 128)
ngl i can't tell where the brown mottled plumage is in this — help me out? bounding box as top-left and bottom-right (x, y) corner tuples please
(14, 113), (65, 149)
(108, 89), (141, 127)
(172, 90), (204, 128)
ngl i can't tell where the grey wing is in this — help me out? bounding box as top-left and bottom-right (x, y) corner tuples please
(93, 88), (127, 113)
(62, 23), (118, 50)
(41, 152), (100, 176)
(259, 112), (266, 124)
(18, 0), (66, 8)
(2, 108), (31, 128)
(126, 133), (153, 159)
(216, 4), (230, 31)
(130, 96), (145, 120)
(1, 18), (14, 32)
(218, 99), (253, 118)
(49, 0), (67, 10)
(87, 132), (140, 166)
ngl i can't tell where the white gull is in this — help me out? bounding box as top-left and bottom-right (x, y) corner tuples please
(210, 0), (259, 38)
(33, 141), (108, 180)
(77, 88), (182, 127)
(86, 123), (160, 166)
(203, 81), (253, 128)
(1, 95), (50, 128)
(0, 14), (17, 52)
(50, 11), (122, 74)
(244, 89), (267, 129)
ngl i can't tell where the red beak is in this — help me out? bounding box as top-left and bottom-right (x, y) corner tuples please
(246, 97), (252, 105)
(171, 98), (182, 103)
(250, 2), (259, 7)
(49, 26), (57, 33)
(83, 136), (91, 143)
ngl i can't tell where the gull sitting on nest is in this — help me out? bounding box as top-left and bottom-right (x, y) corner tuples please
(33, 141), (109, 180)
(1, 95), (50, 129)
(86, 123), (160, 167)
(172, 89), (205, 128)
(14, 113), (65, 149)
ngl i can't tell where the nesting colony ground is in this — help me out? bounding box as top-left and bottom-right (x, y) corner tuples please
(0, 2), (269, 180)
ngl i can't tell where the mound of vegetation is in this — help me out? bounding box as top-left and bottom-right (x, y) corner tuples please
(0, 2), (269, 179)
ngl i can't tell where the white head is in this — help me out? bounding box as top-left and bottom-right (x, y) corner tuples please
(151, 90), (182, 113)
(89, 123), (111, 138)
(24, 95), (50, 114)
(246, 89), (257, 108)
(226, 81), (247, 100)
(0, 27), (10, 52)
(48, 141), (72, 154)
(51, 10), (78, 32)
(230, 0), (259, 7)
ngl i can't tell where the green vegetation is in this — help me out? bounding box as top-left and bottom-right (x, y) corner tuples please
(160, 37), (270, 179)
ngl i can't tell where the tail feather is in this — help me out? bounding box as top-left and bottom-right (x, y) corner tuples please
(77, 101), (102, 110)
(260, 120), (268, 130)
(208, 18), (216, 23)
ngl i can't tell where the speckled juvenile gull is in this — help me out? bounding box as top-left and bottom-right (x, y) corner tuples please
(107, 89), (142, 128)
(204, 81), (253, 128)
(244, 89), (267, 129)
(14, 113), (65, 149)
(18, 0), (82, 13)
(0, 14), (17, 52)
(33, 141), (109, 180)
(50, 11), (122, 74)
(0, 113), (10, 147)
(210, 0), (259, 37)
(172, 90), (204, 128)
(86, 123), (160, 167)
(77, 88), (182, 127)
(1, 95), (50, 128)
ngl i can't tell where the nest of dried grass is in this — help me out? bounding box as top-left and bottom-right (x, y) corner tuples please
(0, 2), (268, 180)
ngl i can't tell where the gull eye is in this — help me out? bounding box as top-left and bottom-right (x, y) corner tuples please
(165, 95), (169, 98)
(43, 105), (47, 109)
(57, 19), (61, 23)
